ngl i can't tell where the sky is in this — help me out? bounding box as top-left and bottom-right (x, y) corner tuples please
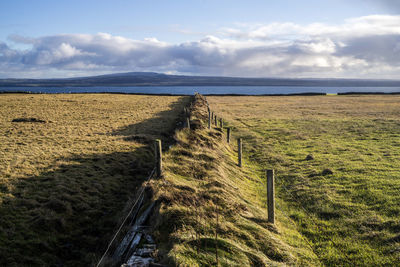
(0, 0), (400, 79)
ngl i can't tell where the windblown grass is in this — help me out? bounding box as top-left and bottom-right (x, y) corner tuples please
(149, 94), (319, 266)
(0, 93), (190, 266)
(207, 95), (400, 266)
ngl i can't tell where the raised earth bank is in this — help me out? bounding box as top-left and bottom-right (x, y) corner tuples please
(112, 94), (319, 266)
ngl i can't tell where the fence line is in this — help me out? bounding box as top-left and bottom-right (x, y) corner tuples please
(97, 98), (196, 265)
(206, 98), (354, 265)
(96, 168), (156, 267)
(100, 94), (353, 265)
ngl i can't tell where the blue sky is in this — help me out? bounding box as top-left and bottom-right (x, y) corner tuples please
(1, 0), (399, 78)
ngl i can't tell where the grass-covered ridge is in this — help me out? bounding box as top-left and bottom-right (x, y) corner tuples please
(0, 93), (190, 266)
(208, 95), (400, 266)
(149, 94), (319, 266)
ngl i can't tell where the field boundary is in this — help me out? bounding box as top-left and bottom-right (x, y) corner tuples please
(96, 96), (195, 266)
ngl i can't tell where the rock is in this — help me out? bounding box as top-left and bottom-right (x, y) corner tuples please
(122, 255), (154, 267)
(305, 154), (314, 160)
(322, 168), (333, 176)
(134, 246), (156, 257)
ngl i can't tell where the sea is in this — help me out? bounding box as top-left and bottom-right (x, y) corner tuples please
(1, 86), (400, 95)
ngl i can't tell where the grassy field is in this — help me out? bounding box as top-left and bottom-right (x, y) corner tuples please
(0, 93), (190, 266)
(148, 94), (319, 266)
(207, 95), (400, 266)
(2, 93), (399, 266)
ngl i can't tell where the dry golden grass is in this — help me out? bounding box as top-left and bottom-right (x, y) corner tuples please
(0, 93), (190, 266)
(0, 94), (188, 179)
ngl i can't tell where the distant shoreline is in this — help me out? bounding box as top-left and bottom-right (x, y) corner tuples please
(2, 72), (400, 88)
(2, 90), (400, 96)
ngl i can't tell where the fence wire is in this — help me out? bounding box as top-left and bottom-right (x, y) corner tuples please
(208, 107), (355, 265)
(96, 167), (156, 267)
(241, 153), (355, 265)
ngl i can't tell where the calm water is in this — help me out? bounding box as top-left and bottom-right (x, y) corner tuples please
(1, 86), (400, 95)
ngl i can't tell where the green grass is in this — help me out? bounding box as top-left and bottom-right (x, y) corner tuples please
(208, 95), (400, 266)
(0, 93), (190, 266)
(149, 94), (319, 266)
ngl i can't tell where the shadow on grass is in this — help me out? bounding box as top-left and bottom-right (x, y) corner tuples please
(111, 95), (193, 148)
(0, 96), (191, 267)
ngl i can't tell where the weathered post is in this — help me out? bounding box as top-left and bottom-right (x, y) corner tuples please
(208, 110), (211, 129)
(214, 115), (217, 126)
(155, 139), (162, 177)
(186, 117), (191, 129)
(237, 138), (242, 167)
(267, 170), (275, 224)
(211, 112), (214, 121)
(219, 118), (223, 128)
(227, 128), (231, 143)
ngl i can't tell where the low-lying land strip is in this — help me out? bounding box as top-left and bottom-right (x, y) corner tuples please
(207, 95), (400, 266)
(0, 93), (190, 266)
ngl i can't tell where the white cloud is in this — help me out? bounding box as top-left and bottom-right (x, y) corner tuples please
(223, 15), (400, 40)
(1, 15), (400, 78)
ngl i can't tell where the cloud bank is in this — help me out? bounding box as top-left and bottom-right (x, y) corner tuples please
(1, 15), (400, 78)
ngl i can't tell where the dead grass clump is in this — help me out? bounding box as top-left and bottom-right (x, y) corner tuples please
(30, 209), (66, 232)
(44, 197), (73, 214)
(203, 180), (223, 189)
(246, 251), (265, 266)
(167, 160), (210, 180)
(196, 153), (215, 163)
(387, 234), (400, 243)
(158, 185), (198, 207)
(171, 148), (194, 158)
(190, 119), (203, 130)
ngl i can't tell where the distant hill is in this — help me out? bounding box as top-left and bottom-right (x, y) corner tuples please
(1, 72), (400, 87)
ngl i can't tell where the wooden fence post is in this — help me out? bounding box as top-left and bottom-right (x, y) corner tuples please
(267, 170), (275, 224)
(155, 139), (162, 177)
(219, 118), (223, 128)
(186, 117), (190, 129)
(208, 110), (211, 129)
(214, 115), (217, 126)
(227, 128), (231, 143)
(238, 138), (242, 167)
